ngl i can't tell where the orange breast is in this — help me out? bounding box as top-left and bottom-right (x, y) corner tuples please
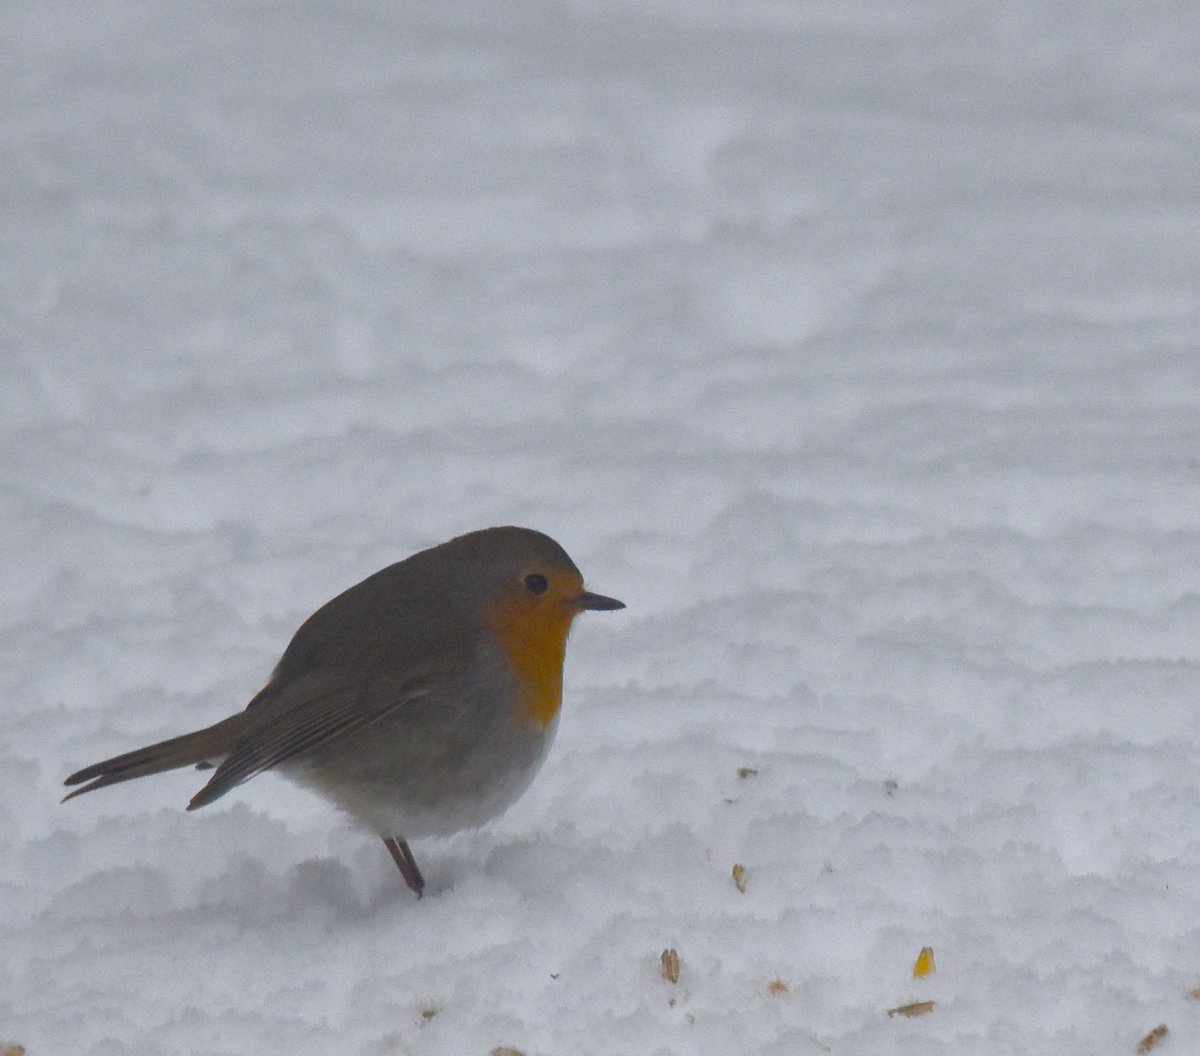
(485, 598), (574, 727)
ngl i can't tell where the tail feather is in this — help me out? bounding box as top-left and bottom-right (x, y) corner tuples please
(63, 714), (246, 804)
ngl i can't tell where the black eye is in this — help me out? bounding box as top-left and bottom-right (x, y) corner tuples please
(524, 573), (548, 596)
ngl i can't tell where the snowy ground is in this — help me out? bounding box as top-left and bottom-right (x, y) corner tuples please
(4, 1), (1200, 1053)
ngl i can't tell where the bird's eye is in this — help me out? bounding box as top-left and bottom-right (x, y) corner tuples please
(524, 573), (549, 596)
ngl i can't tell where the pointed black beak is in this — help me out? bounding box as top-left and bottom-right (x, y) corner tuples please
(576, 591), (625, 611)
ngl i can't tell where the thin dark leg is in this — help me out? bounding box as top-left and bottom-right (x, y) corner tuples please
(383, 836), (425, 897)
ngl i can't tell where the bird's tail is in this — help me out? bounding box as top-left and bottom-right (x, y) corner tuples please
(62, 713), (247, 803)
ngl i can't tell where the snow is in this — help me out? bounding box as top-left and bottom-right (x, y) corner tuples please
(3, 0), (1200, 1053)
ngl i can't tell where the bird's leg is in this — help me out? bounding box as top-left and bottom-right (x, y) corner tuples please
(383, 836), (425, 897)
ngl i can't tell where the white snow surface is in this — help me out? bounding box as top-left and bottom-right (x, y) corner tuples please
(4, 1), (1200, 1053)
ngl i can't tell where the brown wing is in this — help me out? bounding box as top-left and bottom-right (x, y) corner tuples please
(256, 560), (461, 701)
(187, 668), (438, 809)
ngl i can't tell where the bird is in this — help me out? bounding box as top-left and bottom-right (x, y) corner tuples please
(63, 526), (624, 896)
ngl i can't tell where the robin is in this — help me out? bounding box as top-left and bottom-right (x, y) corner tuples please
(64, 526), (624, 896)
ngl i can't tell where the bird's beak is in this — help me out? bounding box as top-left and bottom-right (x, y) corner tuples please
(575, 591), (625, 611)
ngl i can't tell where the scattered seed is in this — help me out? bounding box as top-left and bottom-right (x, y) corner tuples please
(737, 767), (759, 779)
(912, 946), (935, 978)
(1, 1046), (26, 1056)
(887, 1000), (935, 1018)
(660, 947), (681, 984)
(420, 1007), (439, 1021)
(732, 863), (748, 892)
(1137, 1025), (1168, 1054)
(767, 979), (789, 995)
(491, 1048), (525, 1056)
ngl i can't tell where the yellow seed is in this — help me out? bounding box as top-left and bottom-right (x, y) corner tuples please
(913, 946), (935, 978)
(732, 864), (748, 892)
(767, 979), (789, 995)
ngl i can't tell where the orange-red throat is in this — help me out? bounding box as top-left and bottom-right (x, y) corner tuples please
(484, 569), (585, 727)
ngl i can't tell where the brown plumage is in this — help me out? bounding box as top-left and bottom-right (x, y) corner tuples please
(63, 526), (624, 896)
